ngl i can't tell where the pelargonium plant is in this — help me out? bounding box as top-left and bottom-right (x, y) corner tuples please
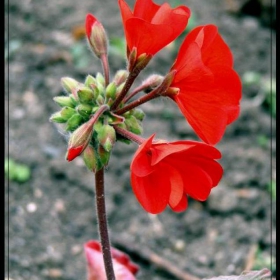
(50, 0), (242, 278)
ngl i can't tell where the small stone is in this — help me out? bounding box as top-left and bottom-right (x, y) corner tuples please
(48, 268), (63, 278)
(26, 202), (37, 213)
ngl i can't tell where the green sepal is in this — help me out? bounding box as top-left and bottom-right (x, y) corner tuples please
(105, 82), (117, 99)
(60, 107), (77, 120)
(83, 144), (102, 172)
(132, 108), (145, 121)
(49, 112), (68, 123)
(96, 72), (105, 87)
(53, 96), (76, 108)
(65, 114), (84, 131)
(61, 77), (79, 94)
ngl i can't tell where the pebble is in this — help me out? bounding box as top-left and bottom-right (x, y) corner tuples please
(26, 202), (37, 213)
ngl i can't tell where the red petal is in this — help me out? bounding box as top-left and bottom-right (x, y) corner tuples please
(131, 164), (171, 214)
(130, 135), (155, 177)
(170, 195), (188, 212)
(85, 14), (97, 39)
(167, 164), (184, 208)
(150, 142), (195, 165)
(133, 0), (161, 21)
(66, 145), (84, 161)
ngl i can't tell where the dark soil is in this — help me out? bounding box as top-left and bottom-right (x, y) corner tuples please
(5, 0), (276, 279)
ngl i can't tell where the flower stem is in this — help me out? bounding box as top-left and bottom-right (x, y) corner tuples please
(114, 125), (145, 145)
(101, 54), (110, 87)
(114, 88), (160, 115)
(110, 70), (140, 111)
(95, 168), (115, 280)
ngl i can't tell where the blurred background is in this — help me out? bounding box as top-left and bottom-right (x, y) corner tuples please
(5, 0), (276, 279)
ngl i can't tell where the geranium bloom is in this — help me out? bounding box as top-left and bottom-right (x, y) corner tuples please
(130, 135), (223, 214)
(84, 240), (139, 280)
(168, 24), (242, 145)
(118, 0), (190, 57)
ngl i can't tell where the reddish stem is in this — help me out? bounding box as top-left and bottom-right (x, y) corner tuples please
(95, 168), (115, 280)
(114, 125), (145, 145)
(101, 54), (110, 87)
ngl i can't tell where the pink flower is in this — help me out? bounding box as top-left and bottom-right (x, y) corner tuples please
(168, 24), (242, 145)
(84, 240), (139, 280)
(130, 135), (223, 214)
(118, 0), (190, 57)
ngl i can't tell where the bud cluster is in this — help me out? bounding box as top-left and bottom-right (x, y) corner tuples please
(50, 71), (146, 169)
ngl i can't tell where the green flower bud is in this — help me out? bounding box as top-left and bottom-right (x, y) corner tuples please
(84, 75), (97, 88)
(96, 73), (105, 87)
(65, 114), (84, 131)
(105, 82), (117, 99)
(125, 115), (143, 135)
(60, 107), (76, 120)
(76, 104), (93, 118)
(61, 77), (79, 94)
(53, 96), (76, 108)
(49, 112), (68, 123)
(77, 86), (95, 104)
(83, 145), (102, 172)
(113, 70), (128, 86)
(98, 145), (111, 166)
(132, 108), (145, 121)
(97, 124), (116, 152)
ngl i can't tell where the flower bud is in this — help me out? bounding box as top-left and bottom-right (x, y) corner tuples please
(132, 108), (145, 121)
(142, 74), (164, 92)
(125, 116), (143, 135)
(53, 96), (76, 108)
(98, 145), (111, 166)
(77, 86), (95, 104)
(49, 112), (67, 123)
(84, 75), (97, 88)
(76, 104), (93, 118)
(96, 73), (105, 88)
(112, 70), (128, 86)
(105, 82), (117, 100)
(66, 119), (95, 161)
(65, 114), (84, 131)
(60, 107), (76, 120)
(61, 77), (79, 94)
(97, 124), (116, 152)
(85, 14), (108, 58)
(83, 145), (101, 172)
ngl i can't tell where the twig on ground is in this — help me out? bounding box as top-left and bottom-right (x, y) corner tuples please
(112, 236), (200, 280)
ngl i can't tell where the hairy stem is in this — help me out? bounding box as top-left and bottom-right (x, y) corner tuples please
(114, 125), (145, 145)
(95, 168), (115, 280)
(101, 54), (110, 87)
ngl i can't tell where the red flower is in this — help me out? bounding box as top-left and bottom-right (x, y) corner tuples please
(130, 135), (223, 214)
(84, 240), (139, 280)
(118, 0), (190, 57)
(168, 24), (242, 145)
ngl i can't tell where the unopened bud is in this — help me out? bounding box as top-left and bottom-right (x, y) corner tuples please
(85, 13), (108, 58)
(96, 73), (105, 87)
(49, 112), (67, 123)
(105, 82), (117, 99)
(53, 96), (76, 108)
(113, 70), (128, 86)
(97, 124), (116, 152)
(77, 86), (95, 104)
(60, 107), (76, 120)
(142, 74), (164, 92)
(132, 108), (145, 121)
(84, 75), (97, 88)
(65, 114), (84, 131)
(61, 77), (79, 94)
(98, 145), (111, 166)
(76, 104), (93, 118)
(83, 145), (101, 172)
(125, 116), (143, 135)
(66, 118), (95, 161)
